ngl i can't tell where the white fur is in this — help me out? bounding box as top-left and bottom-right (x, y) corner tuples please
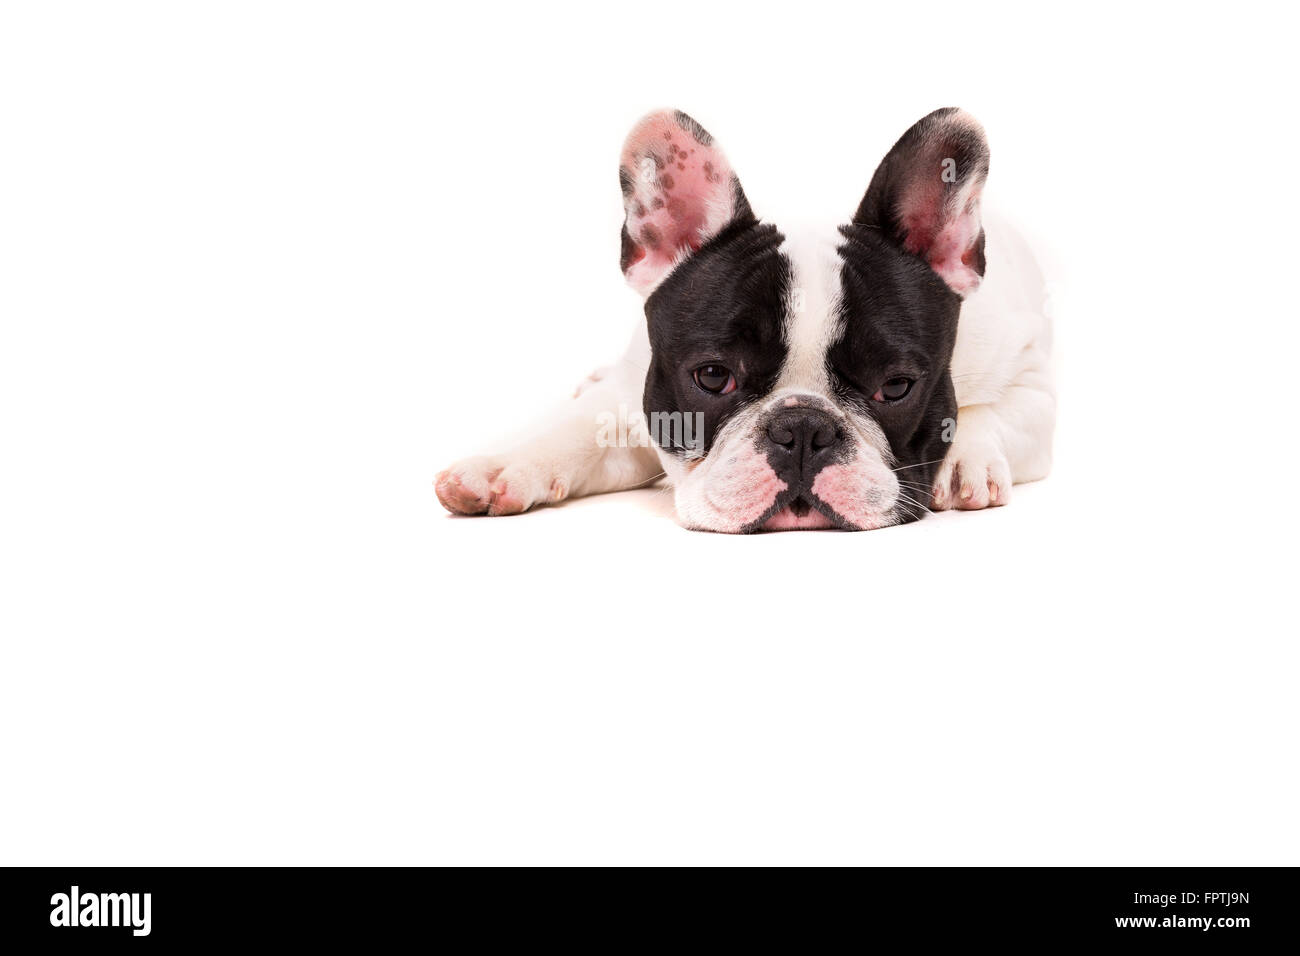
(932, 213), (1055, 508)
(775, 227), (843, 393)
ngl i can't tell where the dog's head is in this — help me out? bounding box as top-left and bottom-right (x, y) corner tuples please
(619, 108), (987, 532)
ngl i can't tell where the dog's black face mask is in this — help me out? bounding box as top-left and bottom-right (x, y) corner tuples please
(620, 108), (986, 531)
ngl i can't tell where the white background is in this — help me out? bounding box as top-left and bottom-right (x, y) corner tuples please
(2, 2), (1297, 864)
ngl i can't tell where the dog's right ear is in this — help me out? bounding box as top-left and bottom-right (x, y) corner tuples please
(618, 109), (754, 296)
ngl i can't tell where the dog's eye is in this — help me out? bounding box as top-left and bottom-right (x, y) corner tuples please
(693, 364), (737, 395)
(872, 377), (914, 402)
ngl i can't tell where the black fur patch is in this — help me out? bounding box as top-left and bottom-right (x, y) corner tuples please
(642, 219), (787, 458)
(830, 223), (960, 518)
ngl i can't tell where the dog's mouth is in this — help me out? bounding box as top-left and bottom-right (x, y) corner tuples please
(760, 494), (838, 531)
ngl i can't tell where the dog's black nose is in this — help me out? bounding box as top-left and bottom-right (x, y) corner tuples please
(765, 408), (842, 474)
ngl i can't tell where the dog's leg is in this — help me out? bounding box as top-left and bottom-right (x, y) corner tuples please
(435, 341), (662, 517)
(932, 308), (1056, 510)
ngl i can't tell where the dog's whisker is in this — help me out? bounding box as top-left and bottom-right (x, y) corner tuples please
(626, 471), (666, 491)
(891, 491), (934, 516)
(891, 459), (946, 473)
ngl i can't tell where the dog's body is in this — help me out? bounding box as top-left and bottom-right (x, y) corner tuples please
(436, 109), (1054, 532)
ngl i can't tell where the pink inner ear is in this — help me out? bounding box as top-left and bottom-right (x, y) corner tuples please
(898, 177), (984, 296)
(620, 112), (736, 294)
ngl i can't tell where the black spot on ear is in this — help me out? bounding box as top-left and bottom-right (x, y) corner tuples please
(619, 166), (633, 197)
(674, 110), (713, 146)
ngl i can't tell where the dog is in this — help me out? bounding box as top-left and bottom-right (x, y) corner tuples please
(435, 108), (1055, 532)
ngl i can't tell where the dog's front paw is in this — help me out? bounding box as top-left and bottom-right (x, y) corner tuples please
(435, 455), (568, 517)
(932, 443), (1011, 511)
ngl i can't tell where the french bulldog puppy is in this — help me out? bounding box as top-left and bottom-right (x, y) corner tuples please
(436, 108), (1054, 532)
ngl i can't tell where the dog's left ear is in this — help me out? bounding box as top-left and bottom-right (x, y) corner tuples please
(618, 109), (754, 296)
(853, 108), (989, 297)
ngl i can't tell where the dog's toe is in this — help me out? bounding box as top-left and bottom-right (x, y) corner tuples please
(435, 460), (500, 515)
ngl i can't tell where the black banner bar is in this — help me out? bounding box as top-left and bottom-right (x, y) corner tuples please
(0, 867), (1293, 947)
